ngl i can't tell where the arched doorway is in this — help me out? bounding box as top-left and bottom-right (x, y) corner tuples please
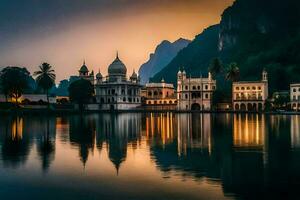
(253, 103), (257, 111)
(247, 103), (253, 111)
(240, 103), (246, 111)
(110, 104), (115, 110)
(235, 104), (240, 111)
(191, 103), (201, 111)
(258, 103), (263, 111)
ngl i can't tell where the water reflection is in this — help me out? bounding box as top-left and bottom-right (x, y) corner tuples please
(0, 113), (299, 199)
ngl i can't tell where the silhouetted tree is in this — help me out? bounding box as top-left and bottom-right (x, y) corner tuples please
(34, 63), (56, 106)
(0, 67), (30, 103)
(68, 79), (94, 112)
(226, 63), (240, 82)
(209, 58), (223, 78)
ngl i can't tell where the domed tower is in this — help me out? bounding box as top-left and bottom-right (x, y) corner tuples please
(79, 60), (89, 77)
(96, 70), (103, 84)
(108, 53), (127, 82)
(130, 70), (138, 83)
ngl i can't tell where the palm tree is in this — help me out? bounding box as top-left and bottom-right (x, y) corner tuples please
(34, 63), (56, 106)
(225, 62), (240, 82)
(209, 58), (223, 78)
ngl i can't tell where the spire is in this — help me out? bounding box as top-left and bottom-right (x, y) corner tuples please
(116, 51), (119, 59)
(83, 59), (86, 65)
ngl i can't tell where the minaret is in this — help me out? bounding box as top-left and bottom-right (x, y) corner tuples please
(177, 69), (182, 97)
(208, 72), (212, 81)
(262, 68), (268, 82)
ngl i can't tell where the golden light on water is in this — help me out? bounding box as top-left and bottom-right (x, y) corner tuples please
(11, 117), (23, 140)
(233, 114), (265, 148)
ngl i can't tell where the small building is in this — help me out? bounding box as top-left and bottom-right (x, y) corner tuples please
(232, 70), (268, 111)
(144, 80), (177, 110)
(95, 54), (142, 110)
(176, 70), (216, 111)
(0, 94), (56, 104)
(290, 83), (300, 111)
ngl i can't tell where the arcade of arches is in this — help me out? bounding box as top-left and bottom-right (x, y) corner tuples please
(234, 102), (263, 111)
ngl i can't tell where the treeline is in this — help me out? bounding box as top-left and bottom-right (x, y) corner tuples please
(0, 63), (55, 104)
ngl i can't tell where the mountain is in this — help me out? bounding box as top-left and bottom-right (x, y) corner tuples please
(152, 0), (300, 93)
(138, 38), (190, 84)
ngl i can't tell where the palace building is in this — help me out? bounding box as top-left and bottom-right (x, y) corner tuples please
(94, 54), (142, 110)
(232, 70), (268, 111)
(290, 83), (300, 111)
(177, 70), (216, 110)
(143, 79), (177, 110)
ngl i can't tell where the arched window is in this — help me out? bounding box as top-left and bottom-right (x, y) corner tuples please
(123, 97), (126, 102)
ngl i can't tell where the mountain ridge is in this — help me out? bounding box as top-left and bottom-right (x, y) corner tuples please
(138, 38), (190, 84)
(152, 0), (300, 93)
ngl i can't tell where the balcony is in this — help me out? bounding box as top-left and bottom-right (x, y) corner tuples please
(235, 96), (263, 101)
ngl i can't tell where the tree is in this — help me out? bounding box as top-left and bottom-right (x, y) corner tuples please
(34, 63), (56, 105)
(225, 62), (240, 82)
(0, 67), (30, 103)
(68, 79), (94, 112)
(209, 58), (223, 78)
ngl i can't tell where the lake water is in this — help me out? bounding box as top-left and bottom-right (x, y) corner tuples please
(0, 113), (299, 200)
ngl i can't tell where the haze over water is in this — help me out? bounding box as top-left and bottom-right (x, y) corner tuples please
(0, 113), (299, 199)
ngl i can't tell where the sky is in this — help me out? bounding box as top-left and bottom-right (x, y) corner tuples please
(0, 0), (234, 82)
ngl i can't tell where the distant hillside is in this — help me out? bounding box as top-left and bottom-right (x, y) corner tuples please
(139, 38), (190, 84)
(152, 0), (300, 93)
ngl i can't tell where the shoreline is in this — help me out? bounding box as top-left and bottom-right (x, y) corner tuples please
(0, 108), (299, 116)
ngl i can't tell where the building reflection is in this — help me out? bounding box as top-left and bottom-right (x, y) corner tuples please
(68, 114), (142, 173)
(147, 113), (214, 179)
(233, 114), (265, 149)
(69, 115), (96, 167)
(1, 113), (300, 198)
(96, 114), (142, 173)
(0, 116), (56, 170)
(291, 115), (300, 148)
